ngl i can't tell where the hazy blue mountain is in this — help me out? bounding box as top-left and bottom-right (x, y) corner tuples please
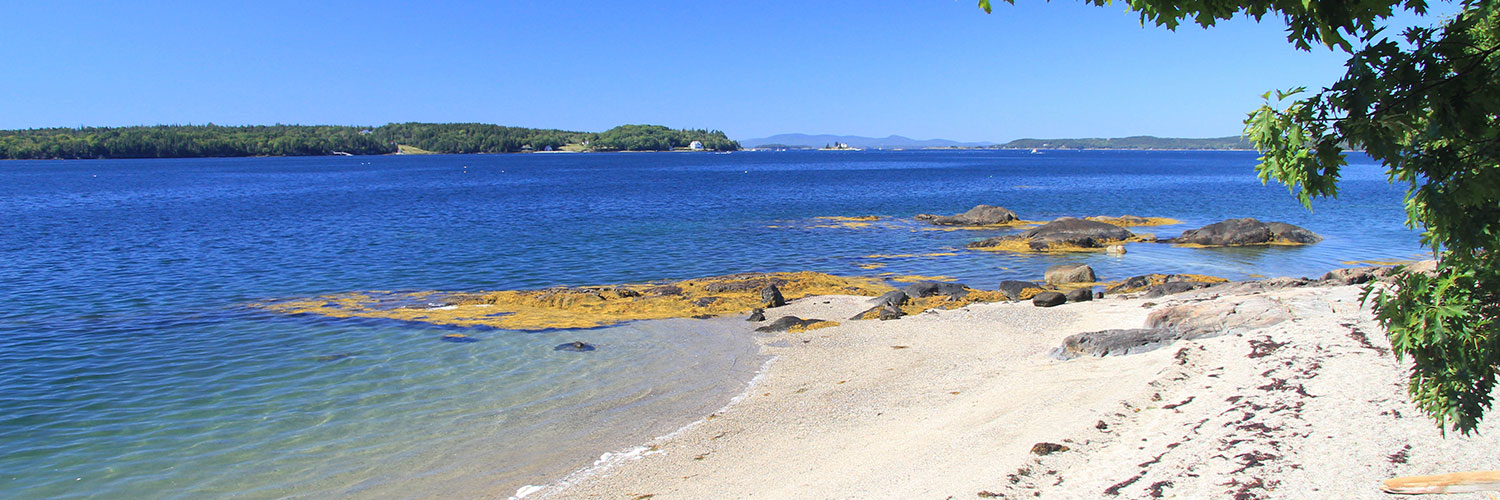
(740, 133), (995, 149)
(999, 136), (1252, 150)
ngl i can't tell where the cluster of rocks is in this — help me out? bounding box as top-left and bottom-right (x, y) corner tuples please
(920, 205), (1325, 252)
(969, 217), (1139, 251)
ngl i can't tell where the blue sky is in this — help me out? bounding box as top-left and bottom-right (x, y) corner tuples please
(1, 1), (1453, 142)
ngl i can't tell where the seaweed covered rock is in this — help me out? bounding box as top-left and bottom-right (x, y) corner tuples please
(900, 281), (970, 300)
(1106, 274), (1229, 295)
(1166, 218), (1322, 246)
(755, 316), (837, 333)
(850, 303), (905, 321)
(1044, 263), (1097, 285)
(997, 280), (1046, 301)
(870, 290), (910, 308)
(918, 204), (1019, 226)
(969, 217), (1138, 252)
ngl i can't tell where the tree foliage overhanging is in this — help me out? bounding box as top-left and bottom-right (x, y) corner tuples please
(0, 123), (739, 159)
(983, 0), (1499, 434)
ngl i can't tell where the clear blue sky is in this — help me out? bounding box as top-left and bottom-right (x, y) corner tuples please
(1, 0), (1452, 142)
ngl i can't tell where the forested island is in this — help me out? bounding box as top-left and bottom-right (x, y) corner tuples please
(999, 136), (1252, 150)
(0, 123), (739, 159)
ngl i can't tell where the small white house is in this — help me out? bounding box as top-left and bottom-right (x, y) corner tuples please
(689, 140), (705, 150)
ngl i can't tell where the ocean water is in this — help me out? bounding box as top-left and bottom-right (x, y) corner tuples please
(0, 150), (1422, 498)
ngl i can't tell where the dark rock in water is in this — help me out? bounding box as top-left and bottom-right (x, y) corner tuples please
(747, 308), (766, 322)
(1167, 218), (1322, 246)
(900, 281), (969, 300)
(1052, 328), (1181, 359)
(1064, 288), (1093, 302)
(1030, 442), (1071, 455)
(554, 341), (596, 352)
(762, 284), (787, 308)
(1143, 281), (1213, 298)
(755, 316), (823, 333)
(998, 280), (1045, 301)
(969, 217), (1136, 251)
(924, 204), (1019, 226)
(1045, 263), (1097, 285)
(441, 334), (479, 343)
(870, 290), (910, 308)
(1032, 291), (1067, 307)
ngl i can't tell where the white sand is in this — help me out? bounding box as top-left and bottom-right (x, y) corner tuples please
(521, 284), (1499, 499)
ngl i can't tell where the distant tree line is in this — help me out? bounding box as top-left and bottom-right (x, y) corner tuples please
(0, 123), (739, 159)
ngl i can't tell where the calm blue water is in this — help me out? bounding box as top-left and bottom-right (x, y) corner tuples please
(0, 150), (1422, 498)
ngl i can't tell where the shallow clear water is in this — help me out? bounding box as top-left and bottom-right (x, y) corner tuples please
(0, 150), (1422, 498)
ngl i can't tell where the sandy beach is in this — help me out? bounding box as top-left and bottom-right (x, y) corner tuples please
(522, 279), (1498, 499)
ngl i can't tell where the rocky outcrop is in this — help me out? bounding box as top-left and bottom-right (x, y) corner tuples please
(1106, 274), (1229, 295)
(1045, 263), (1097, 285)
(917, 204), (1019, 226)
(998, 280), (1046, 301)
(1032, 291), (1067, 307)
(1166, 218), (1322, 246)
(1145, 296), (1293, 337)
(969, 217), (1138, 252)
(870, 290), (910, 308)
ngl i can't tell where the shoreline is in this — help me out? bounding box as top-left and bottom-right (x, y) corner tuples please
(515, 270), (1498, 499)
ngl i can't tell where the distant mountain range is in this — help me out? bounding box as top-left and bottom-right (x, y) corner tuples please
(739, 133), (1253, 151)
(999, 135), (1252, 150)
(738, 134), (995, 149)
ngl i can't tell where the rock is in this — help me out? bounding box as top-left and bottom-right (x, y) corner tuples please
(755, 316), (824, 333)
(762, 284), (787, 308)
(1032, 291), (1067, 307)
(1064, 288), (1093, 302)
(693, 296), (722, 307)
(1321, 266), (1397, 285)
(1146, 296), (1292, 338)
(900, 281), (969, 300)
(1030, 442), (1070, 455)
(1093, 291), (1105, 299)
(1106, 244), (1127, 255)
(441, 333), (479, 343)
(997, 280), (1045, 301)
(969, 217), (1136, 251)
(1052, 328), (1182, 359)
(1107, 274), (1228, 294)
(1167, 218), (1322, 246)
(747, 308), (766, 322)
(554, 341), (596, 352)
(870, 290), (910, 308)
(924, 204), (1019, 226)
(1045, 263), (1097, 285)
(1406, 259), (1438, 274)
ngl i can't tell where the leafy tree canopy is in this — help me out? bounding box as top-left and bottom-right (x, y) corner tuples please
(983, 0), (1499, 434)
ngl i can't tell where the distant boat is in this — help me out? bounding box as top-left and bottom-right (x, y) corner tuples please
(1030, 149), (1040, 155)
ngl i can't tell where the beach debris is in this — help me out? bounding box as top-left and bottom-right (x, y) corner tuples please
(1032, 291), (1067, 307)
(747, 308), (766, 322)
(915, 204), (1019, 226)
(969, 217), (1149, 253)
(441, 333), (478, 343)
(761, 284), (786, 308)
(1045, 263), (1097, 285)
(997, 280), (1046, 301)
(1164, 218), (1322, 247)
(554, 341), (595, 352)
(1030, 442), (1070, 455)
